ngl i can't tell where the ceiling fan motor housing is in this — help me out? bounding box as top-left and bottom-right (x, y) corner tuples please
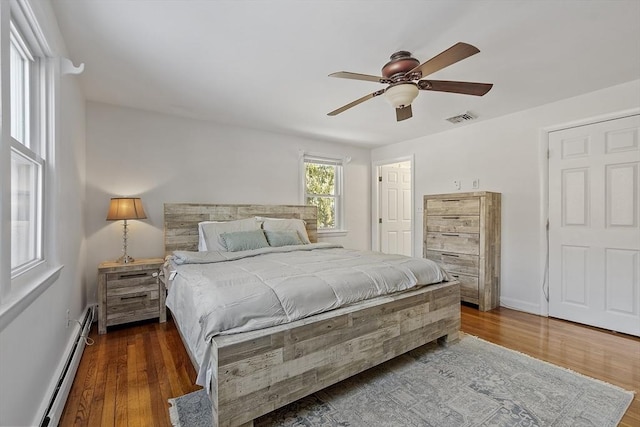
(381, 51), (419, 80)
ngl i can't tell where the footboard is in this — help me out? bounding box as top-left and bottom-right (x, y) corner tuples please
(210, 280), (460, 427)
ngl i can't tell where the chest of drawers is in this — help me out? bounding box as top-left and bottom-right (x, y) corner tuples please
(423, 192), (501, 311)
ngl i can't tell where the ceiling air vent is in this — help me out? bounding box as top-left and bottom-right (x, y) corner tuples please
(446, 111), (477, 124)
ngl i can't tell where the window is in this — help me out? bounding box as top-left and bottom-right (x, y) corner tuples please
(302, 154), (345, 232)
(9, 21), (44, 277)
(0, 0), (58, 313)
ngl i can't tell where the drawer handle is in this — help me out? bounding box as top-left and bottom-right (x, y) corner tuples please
(442, 216), (460, 219)
(442, 233), (460, 237)
(442, 199), (460, 202)
(120, 272), (149, 278)
(120, 295), (146, 301)
(451, 274), (460, 278)
(442, 254), (460, 258)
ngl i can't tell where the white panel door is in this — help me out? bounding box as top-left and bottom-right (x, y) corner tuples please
(549, 114), (640, 336)
(380, 165), (412, 256)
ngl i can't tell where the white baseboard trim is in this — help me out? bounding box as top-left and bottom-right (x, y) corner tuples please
(500, 297), (544, 316)
(37, 304), (95, 427)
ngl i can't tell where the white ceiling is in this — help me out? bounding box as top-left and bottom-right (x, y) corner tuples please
(51, 0), (640, 147)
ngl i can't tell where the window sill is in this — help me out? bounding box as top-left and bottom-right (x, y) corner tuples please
(0, 264), (64, 332)
(317, 229), (349, 237)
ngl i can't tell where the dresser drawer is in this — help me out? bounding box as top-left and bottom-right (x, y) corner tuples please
(425, 232), (479, 255)
(447, 273), (479, 304)
(425, 198), (480, 216)
(426, 216), (480, 233)
(426, 250), (479, 276)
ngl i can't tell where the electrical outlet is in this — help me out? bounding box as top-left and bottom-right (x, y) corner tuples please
(66, 309), (71, 328)
(472, 179), (480, 189)
(453, 180), (461, 190)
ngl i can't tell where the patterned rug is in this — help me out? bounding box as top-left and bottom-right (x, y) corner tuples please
(168, 336), (633, 427)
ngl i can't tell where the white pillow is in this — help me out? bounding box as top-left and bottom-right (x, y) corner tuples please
(197, 221), (219, 251)
(258, 217), (311, 244)
(198, 218), (261, 251)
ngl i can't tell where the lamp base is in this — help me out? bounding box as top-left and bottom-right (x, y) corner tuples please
(116, 254), (135, 264)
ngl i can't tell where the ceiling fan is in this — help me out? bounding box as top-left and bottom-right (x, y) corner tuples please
(327, 42), (493, 122)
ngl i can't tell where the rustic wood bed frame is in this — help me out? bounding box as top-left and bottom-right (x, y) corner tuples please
(164, 203), (461, 427)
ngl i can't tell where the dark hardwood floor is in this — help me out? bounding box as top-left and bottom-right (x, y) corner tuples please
(60, 305), (640, 426)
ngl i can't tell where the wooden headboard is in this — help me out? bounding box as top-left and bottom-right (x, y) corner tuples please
(163, 203), (318, 255)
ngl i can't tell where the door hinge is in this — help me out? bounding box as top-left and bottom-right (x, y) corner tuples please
(547, 149), (550, 159)
(379, 218), (382, 224)
(378, 176), (382, 182)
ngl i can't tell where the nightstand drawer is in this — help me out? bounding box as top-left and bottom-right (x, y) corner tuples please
(106, 269), (157, 287)
(107, 288), (160, 322)
(107, 283), (159, 303)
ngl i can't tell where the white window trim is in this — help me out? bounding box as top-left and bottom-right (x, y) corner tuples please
(300, 151), (349, 235)
(0, 0), (61, 331)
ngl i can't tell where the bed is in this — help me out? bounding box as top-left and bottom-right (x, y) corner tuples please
(163, 203), (461, 427)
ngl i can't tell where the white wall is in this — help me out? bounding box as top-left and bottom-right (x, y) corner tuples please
(84, 102), (371, 302)
(0, 2), (87, 425)
(372, 80), (640, 315)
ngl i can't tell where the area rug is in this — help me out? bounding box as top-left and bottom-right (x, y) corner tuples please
(168, 335), (633, 427)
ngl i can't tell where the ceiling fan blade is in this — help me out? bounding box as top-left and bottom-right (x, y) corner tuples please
(327, 89), (385, 116)
(329, 71), (387, 84)
(418, 80), (493, 96)
(408, 42), (480, 79)
(396, 105), (413, 122)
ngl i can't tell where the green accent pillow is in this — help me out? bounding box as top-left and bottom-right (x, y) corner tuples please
(264, 230), (303, 247)
(220, 229), (269, 252)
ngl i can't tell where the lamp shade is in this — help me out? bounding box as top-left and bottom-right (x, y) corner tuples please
(106, 198), (147, 221)
(384, 83), (419, 109)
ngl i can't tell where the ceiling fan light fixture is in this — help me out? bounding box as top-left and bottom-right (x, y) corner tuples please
(384, 83), (419, 109)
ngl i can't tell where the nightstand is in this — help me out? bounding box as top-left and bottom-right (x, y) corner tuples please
(97, 258), (165, 334)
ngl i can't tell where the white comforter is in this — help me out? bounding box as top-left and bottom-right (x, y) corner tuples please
(165, 243), (449, 386)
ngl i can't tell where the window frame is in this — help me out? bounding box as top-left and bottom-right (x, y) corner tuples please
(9, 19), (45, 278)
(0, 0), (61, 331)
(300, 153), (347, 235)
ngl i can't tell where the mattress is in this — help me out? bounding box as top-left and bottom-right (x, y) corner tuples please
(165, 243), (449, 386)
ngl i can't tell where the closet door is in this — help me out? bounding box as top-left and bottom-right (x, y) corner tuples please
(549, 114), (640, 336)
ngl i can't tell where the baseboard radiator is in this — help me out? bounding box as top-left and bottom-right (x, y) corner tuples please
(40, 305), (95, 427)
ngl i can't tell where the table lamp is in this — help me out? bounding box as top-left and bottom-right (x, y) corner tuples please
(106, 197), (147, 263)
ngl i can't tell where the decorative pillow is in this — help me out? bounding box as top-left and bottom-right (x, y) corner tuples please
(264, 230), (303, 247)
(199, 218), (260, 251)
(220, 229), (269, 252)
(258, 217), (311, 244)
